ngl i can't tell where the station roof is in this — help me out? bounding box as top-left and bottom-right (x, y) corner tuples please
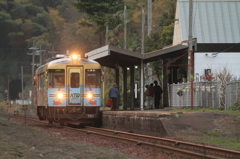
(84, 42), (240, 69)
(85, 44), (188, 68)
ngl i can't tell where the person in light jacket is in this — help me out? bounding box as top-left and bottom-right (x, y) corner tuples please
(145, 83), (154, 109)
(108, 83), (120, 111)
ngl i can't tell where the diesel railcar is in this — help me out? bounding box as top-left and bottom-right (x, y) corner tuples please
(34, 53), (102, 125)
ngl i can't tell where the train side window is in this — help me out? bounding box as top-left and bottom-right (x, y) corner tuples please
(38, 73), (44, 89)
(85, 69), (101, 88)
(48, 69), (65, 88)
(70, 73), (79, 88)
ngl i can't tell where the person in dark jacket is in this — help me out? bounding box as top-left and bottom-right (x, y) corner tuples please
(153, 80), (163, 109)
(108, 83), (120, 111)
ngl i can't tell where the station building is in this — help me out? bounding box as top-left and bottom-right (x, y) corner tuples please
(85, 0), (240, 110)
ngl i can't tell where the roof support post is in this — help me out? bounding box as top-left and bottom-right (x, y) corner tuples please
(162, 58), (168, 108)
(140, 60), (144, 110)
(141, 5), (145, 111)
(188, 0), (194, 109)
(124, 3), (127, 50)
(115, 67), (120, 109)
(130, 65), (135, 110)
(123, 67), (128, 110)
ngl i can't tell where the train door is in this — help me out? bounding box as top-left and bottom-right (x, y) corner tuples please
(67, 67), (83, 106)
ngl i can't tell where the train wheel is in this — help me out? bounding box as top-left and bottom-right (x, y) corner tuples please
(94, 111), (102, 127)
(37, 106), (46, 120)
(78, 123), (85, 128)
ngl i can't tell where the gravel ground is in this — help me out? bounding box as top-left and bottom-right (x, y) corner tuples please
(1, 105), (239, 159)
(0, 115), (180, 159)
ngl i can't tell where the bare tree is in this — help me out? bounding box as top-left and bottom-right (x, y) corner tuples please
(215, 64), (233, 108)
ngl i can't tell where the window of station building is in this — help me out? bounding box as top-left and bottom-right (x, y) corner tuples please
(48, 69), (65, 88)
(85, 69), (101, 88)
(70, 73), (80, 88)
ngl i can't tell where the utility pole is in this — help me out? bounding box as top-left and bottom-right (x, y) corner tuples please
(28, 40), (38, 104)
(21, 66), (24, 105)
(37, 45), (45, 66)
(105, 26), (108, 45)
(147, 0), (152, 35)
(39, 45), (42, 65)
(7, 75), (11, 120)
(188, 0), (194, 109)
(124, 3), (127, 49)
(140, 5), (145, 111)
(147, 0), (153, 84)
(141, 6), (145, 54)
(48, 45), (55, 58)
(48, 46), (59, 59)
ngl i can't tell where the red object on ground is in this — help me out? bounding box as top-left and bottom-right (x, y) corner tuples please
(106, 99), (112, 107)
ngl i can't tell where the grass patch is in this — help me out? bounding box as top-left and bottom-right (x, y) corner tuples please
(178, 129), (240, 150)
(171, 107), (240, 115)
(186, 137), (240, 150)
(200, 130), (219, 136)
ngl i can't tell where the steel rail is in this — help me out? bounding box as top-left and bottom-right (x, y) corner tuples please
(63, 126), (222, 159)
(85, 126), (240, 159)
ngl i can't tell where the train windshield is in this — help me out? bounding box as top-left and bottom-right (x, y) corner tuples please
(85, 69), (101, 88)
(48, 69), (65, 88)
(70, 73), (79, 88)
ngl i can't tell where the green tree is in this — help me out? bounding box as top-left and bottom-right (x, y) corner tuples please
(72, 0), (124, 47)
(158, 23), (174, 48)
(29, 0), (63, 12)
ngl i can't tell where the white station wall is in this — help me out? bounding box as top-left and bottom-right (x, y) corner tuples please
(194, 53), (240, 79)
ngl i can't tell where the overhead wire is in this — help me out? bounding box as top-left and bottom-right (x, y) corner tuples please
(209, 42), (240, 58)
(0, 66), (32, 70)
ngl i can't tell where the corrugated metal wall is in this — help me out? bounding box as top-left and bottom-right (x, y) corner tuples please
(225, 81), (240, 109)
(177, 0), (240, 43)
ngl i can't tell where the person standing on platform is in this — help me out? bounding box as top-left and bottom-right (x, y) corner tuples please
(108, 83), (120, 111)
(145, 83), (155, 109)
(153, 80), (163, 109)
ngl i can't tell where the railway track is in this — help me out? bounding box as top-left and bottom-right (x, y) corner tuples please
(69, 126), (239, 159)
(4, 115), (240, 159)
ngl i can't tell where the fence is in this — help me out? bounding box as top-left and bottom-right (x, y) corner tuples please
(168, 81), (240, 109)
(225, 81), (240, 110)
(168, 81), (220, 108)
(15, 100), (32, 105)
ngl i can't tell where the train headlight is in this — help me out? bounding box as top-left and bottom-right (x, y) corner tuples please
(87, 93), (94, 99)
(57, 93), (63, 99)
(72, 54), (78, 60)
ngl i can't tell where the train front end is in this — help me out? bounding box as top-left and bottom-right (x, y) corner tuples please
(36, 54), (102, 125)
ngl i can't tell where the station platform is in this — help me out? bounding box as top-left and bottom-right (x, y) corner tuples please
(100, 107), (226, 137)
(100, 108), (171, 137)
